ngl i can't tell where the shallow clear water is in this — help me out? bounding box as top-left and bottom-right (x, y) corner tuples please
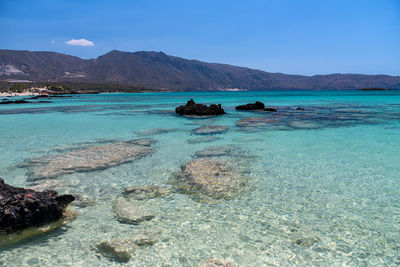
(0, 91), (400, 266)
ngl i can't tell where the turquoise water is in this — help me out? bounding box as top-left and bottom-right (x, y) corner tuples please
(0, 91), (400, 266)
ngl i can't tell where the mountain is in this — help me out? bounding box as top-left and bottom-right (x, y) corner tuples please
(1, 49), (400, 90)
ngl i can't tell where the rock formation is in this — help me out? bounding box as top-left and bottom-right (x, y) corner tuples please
(0, 178), (74, 233)
(175, 99), (225, 116)
(235, 101), (265, 110)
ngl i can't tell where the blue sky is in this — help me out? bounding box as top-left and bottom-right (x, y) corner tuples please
(0, 0), (399, 76)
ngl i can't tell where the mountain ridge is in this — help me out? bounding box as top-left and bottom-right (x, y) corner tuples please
(1, 49), (399, 90)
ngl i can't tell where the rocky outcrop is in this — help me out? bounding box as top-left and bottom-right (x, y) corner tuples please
(264, 107), (277, 112)
(97, 231), (159, 262)
(22, 139), (154, 180)
(235, 101), (265, 110)
(193, 126), (228, 135)
(175, 99), (225, 116)
(173, 158), (247, 199)
(0, 178), (74, 233)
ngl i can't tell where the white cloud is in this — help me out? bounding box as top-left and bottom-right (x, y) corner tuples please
(65, 38), (94, 47)
(50, 40), (56, 44)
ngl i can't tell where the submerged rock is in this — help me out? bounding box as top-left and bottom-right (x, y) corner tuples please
(186, 136), (222, 144)
(175, 99), (225, 116)
(194, 145), (237, 158)
(193, 126), (228, 135)
(0, 178), (74, 233)
(28, 179), (70, 192)
(123, 185), (172, 200)
(113, 197), (154, 224)
(236, 117), (278, 127)
(294, 236), (320, 248)
(173, 158), (247, 199)
(22, 139), (154, 179)
(97, 231), (159, 262)
(136, 128), (177, 136)
(72, 194), (96, 208)
(235, 101), (265, 110)
(198, 258), (236, 267)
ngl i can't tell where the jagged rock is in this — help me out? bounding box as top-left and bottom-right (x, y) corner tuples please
(123, 186), (171, 200)
(173, 158), (247, 199)
(264, 107), (277, 112)
(193, 126), (228, 135)
(296, 107), (305, 111)
(186, 136), (222, 144)
(97, 231), (159, 262)
(194, 145), (237, 158)
(113, 197), (154, 224)
(235, 101), (265, 110)
(22, 139), (154, 179)
(175, 99), (225, 116)
(0, 178), (74, 233)
(198, 258), (236, 267)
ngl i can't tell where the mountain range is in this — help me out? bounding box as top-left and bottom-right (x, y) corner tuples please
(1, 49), (399, 91)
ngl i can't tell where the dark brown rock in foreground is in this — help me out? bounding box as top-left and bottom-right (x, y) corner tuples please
(175, 99), (225, 116)
(235, 101), (265, 110)
(0, 178), (74, 233)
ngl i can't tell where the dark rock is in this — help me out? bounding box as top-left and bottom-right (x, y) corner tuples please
(175, 99), (225, 116)
(0, 178), (74, 233)
(264, 107), (277, 112)
(235, 101), (265, 110)
(0, 100), (30, 105)
(296, 107), (305, 111)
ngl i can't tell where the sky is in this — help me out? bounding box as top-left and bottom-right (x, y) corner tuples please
(0, 0), (399, 76)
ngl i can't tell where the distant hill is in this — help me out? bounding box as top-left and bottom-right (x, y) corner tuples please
(1, 49), (399, 90)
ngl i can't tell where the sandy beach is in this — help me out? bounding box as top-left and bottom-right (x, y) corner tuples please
(0, 91), (41, 97)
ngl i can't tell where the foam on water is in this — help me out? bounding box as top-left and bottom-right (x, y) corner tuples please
(0, 91), (399, 266)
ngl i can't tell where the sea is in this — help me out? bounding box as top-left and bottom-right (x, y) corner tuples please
(0, 91), (399, 266)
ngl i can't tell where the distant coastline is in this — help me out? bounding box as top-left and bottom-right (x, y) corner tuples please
(1, 49), (400, 92)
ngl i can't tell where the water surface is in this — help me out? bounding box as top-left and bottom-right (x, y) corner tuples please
(0, 91), (399, 266)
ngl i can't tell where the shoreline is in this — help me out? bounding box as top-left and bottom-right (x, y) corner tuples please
(0, 92), (40, 97)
